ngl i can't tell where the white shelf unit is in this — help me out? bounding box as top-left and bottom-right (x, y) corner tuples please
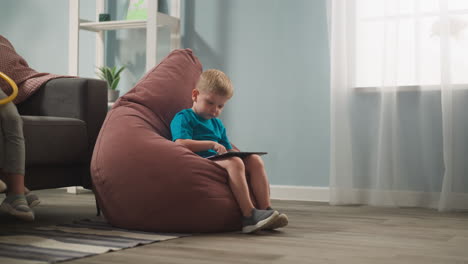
(68, 0), (181, 76)
(67, 0), (180, 194)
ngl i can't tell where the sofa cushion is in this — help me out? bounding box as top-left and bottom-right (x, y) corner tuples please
(22, 116), (87, 165)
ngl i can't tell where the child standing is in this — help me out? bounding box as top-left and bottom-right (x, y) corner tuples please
(0, 89), (35, 221)
(0, 35), (44, 221)
(170, 69), (288, 233)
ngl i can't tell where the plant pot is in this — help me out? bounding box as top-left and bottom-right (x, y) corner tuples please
(99, 13), (111, 22)
(108, 89), (120, 102)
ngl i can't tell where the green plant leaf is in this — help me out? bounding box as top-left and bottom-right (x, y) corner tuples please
(104, 69), (113, 85)
(96, 67), (107, 81)
(111, 76), (120, 90)
(115, 66), (126, 77)
(95, 65), (126, 90)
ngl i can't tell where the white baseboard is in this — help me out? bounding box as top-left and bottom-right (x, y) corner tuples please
(273, 186), (468, 210)
(270, 185), (329, 202)
(61, 184), (467, 210)
(63, 186), (88, 194)
(329, 187), (468, 210)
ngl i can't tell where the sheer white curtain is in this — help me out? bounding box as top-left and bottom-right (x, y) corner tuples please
(329, 0), (468, 211)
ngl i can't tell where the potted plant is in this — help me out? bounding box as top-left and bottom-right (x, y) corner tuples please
(96, 65), (126, 102)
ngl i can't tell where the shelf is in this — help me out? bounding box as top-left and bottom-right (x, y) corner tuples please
(80, 19), (146, 31)
(79, 12), (179, 32)
(69, 0), (181, 75)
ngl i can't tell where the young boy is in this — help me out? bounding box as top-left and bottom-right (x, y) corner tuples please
(170, 69), (288, 233)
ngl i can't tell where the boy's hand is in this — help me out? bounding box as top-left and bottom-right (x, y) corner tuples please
(212, 142), (227, 154)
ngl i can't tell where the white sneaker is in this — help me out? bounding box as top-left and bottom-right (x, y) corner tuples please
(26, 192), (41, 208)
(264, 213), (289, 230)
(0, 195), (34, 221)
(1, 188), (41, 208)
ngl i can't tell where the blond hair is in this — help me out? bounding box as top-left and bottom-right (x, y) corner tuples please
(196, 69), (233, 98)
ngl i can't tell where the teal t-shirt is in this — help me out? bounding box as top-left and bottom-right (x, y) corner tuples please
(170, 108), (233, 157)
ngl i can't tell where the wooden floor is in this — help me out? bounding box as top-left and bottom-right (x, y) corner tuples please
(1, 189), (467, 264)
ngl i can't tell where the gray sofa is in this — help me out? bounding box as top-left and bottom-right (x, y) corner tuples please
(16, 78), (107, 191)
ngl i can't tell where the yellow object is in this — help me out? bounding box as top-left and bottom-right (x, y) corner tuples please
(0, 72), (18, 105)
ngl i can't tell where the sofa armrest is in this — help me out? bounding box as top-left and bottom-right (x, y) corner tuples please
(17, 78), (108, 147)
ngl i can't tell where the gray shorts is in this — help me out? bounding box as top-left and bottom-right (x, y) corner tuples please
(0, 89), (25, 175)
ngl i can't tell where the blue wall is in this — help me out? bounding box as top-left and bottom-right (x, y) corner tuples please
(180, 0), (330, 186)
(0, 0), (330, 187)
(0, 0), (96, 78)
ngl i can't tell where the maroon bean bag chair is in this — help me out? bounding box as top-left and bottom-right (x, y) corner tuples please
(90, 49), (242, 232)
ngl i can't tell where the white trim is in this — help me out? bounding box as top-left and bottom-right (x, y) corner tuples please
(270, 185), (330, 202)
(68, 0), (79, 76)
(330, 187), (468, 210)
(95, 0), (105, 70)
(170, 0), (180, 19)
(79, 15), (178, 31)
(65, 186), (88, 194)
(270, 185), (468, 211)
(146, 0), (158, 71)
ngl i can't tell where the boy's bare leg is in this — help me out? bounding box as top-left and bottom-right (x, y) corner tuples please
(214, 157), (255, 217)
(243, 155), (271, 210)
(244, 155), (289, 230)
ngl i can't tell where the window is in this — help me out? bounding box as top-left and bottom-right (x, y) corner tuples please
(355, 0), (468, 87)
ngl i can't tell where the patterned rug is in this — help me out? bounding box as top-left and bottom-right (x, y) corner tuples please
(0, 218), (189, 263)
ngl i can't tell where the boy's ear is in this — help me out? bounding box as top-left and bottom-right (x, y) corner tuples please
(192, 89), (199, 101)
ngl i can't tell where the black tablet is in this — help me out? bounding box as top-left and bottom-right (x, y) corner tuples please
(206, 151), (267, 160)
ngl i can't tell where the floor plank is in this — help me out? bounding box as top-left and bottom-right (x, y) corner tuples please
(1, 189), (467, 264)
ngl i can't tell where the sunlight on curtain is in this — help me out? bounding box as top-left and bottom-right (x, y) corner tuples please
(329, 0), (468, 211)
(356, 0), (468, 87)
